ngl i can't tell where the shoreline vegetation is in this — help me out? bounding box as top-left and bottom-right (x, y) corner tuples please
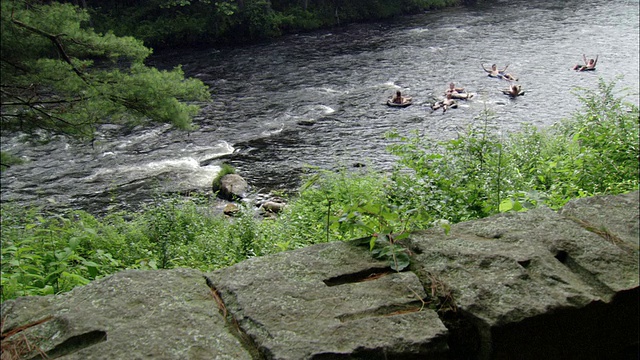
(2, 79), (638, 301)
(88, 0), (467, 50)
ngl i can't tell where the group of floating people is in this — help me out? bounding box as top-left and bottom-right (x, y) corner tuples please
(387, 54), (598, 113)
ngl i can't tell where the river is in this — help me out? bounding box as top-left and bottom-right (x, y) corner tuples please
(1, 0), (638, 214)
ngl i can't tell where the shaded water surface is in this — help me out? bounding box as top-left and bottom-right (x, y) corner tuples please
(1, 0), (638, 213)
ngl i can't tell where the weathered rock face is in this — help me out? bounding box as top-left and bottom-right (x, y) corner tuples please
(407, 191), (639, 360)
(0, 269), (251, 360)
(1, 192), (638, 359)
(207, 241), (450, 360)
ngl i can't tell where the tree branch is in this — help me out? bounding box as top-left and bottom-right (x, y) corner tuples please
(10, 18), (87, 81)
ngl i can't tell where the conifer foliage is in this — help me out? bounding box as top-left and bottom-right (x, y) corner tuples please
(0, 0), (210, 139)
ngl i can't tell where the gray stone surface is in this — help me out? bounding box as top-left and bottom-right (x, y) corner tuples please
(559, 190), (640, 248)
(1, 268), (251, 360)
(217, 174), (249, 200)
(408, 192), (639, 359)
(207, 241), (449, 360)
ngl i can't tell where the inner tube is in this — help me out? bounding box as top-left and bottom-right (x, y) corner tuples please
(449, 93), (474, 100)
(387, 99), (412, 107)
(502, 90), (525, 97)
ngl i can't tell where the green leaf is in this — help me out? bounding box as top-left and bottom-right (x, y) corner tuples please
(69, 237), (80, 250)
(390, 252), (410, 272)
(512, 201), (524, 212)
(499, 199), (513, 212)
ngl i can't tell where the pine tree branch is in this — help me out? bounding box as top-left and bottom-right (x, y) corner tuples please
(10, 18), (87, 81)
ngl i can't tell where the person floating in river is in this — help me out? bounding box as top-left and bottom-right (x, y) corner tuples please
(445, 82), (473, 100)
(572, 54), (598, 71)
(431, 93), (458, 113)
(482, 63), (518, 81)
(502, 83), (525, 97)
(388, 90), (412, 107)
(391, 90), (404, 104)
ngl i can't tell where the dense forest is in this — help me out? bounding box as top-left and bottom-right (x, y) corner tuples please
(86, 0), (469, 49)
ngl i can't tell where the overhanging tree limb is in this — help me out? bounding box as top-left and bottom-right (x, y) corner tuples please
(1, 0), (209, 140)
(10, 17), (88, 81)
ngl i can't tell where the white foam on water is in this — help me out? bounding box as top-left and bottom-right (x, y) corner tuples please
(184, 164), (221, 188)
(261, 123), (285, 136)
(318, 87), (341, 94)
(407, 27), (430, 34)
(84, 153), (223, 190)
(317, 105), (335, 115)
(182, 141), (234, 162)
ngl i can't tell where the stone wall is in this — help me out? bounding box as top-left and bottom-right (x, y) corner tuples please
(2, 191), (638, 359)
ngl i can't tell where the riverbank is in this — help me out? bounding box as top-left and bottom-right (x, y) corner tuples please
(2, 81), (637, 301)
(89, 0), (464, 50)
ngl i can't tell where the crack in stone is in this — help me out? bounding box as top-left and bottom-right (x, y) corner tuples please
(336, 301), (426, 322)
(323, 267), (393, 286)
(203, 275), (266, 360)
(565, 215), (638, 252)
(30, 330), (107, 360)
(553, 250), (616, 301)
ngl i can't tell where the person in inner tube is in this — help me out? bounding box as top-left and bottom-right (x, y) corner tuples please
(482, 63), (518, 81)
(446, 82), (473, 99)
(573, 54), (598, 71)
(503, 83), (524, 97)
(445, 82), (465, 95)
(431, 93), (457, 113)
(391, 90), (405, 104)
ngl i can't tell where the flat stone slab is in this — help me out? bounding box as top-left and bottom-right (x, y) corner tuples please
(1, 268), (251, 360)
(559, 190), (640, 249)
(407, 192), (639, 359)
(207, 241), (449, 359)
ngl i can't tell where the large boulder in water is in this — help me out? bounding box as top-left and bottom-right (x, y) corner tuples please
(214, 173), (249, 200)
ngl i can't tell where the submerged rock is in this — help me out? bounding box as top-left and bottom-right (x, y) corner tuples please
(214, 173), (249, 200)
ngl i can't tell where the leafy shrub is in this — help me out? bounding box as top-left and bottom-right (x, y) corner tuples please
(1, 206), (125, 299)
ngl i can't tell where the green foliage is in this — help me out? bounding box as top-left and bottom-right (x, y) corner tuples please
(387, 78), (639, 218)
(386, 108), (511, 223)
(0, 151), (24, 172)
(336, 202), (414, 271)
(1, 0), (210, 140)
(211, 163), (236, 191)
(290, 167), (389, 242)
(87, 0), (459, 49)
(287, 167), (420, 271)
(1, 206), (125, 299)
(2, 79), (637, 301)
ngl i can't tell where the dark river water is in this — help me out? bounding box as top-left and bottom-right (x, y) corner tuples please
(1, 0), (639, 214)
